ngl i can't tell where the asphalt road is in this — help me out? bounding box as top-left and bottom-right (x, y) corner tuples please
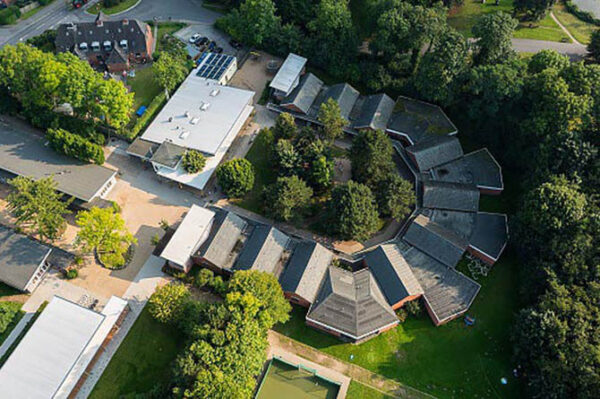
(0, 0), (220, 47)
(511, 38), (587, 60)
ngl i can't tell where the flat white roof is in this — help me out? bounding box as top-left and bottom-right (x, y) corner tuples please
(140, 69), (254, 156)
(161, 205), (215, 266)
(0, 295), (127, 399)
(155, 103), (253, 190)
(270, 53), (307, 93)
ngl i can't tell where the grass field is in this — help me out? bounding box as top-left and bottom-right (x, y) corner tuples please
(347, 381), (395, 399)
(90, 307), (185, 398)
(87, 0), (139, 15)
(127, 66), (161, 111)
(449, 0), (570, 42)
(553, 3), (598, 44)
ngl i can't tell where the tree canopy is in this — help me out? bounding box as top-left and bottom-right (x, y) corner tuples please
(327, 181), (380, 241)
(264, 175), (313, 221)
(216, 159), (255, 198)
(471, 12), (518, 65)
(182, 150), (206, 174)
(350, 129), (395, 187)
(317, 98), (347, 143)
(152, 52), (188, 96)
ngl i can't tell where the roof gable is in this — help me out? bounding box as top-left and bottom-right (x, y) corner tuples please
(352, 94), (395, 130)
(469, 213), (508, 261)
(431, 148), (503, 190)
(422, 181), (480, 212)
(199, 211), (248, 269)
(0, 226), (51, 291)
(406, 136), (463, 171)
(281, 73), (323, 114)
(234, 225), (290, 274)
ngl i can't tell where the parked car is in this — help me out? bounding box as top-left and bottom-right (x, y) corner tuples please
(229, 39), (242, 50)
(197, 37), (209, 46)
(214, 47), (223, 54)
(208, 41), (216, 51)
(189, 33), (202, 44)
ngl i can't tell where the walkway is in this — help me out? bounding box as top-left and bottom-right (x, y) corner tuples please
(75, 255), (169, 399)
(550, 11), (582, 45)
(268, 331), (436, 399)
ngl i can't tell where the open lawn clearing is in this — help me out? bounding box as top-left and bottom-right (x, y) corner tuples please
(552, 3), (597, 44)
(87, 0), (139, 15)
(449, 0), (570, 42)
(127, 66), (161, 111)
(89, 307), (185, 398)
(347, 381), (396, 399)
(274, 250), (522, 399)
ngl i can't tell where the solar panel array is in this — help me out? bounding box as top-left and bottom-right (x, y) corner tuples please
(196, 53), (235, 81)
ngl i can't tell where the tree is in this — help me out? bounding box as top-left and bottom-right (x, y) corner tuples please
(349, 129), (395, 187)
(376, 174), (415, 220)
(327, 181), (380, 241)
(216, 158), (255, 198)
(152, 52), (188, 97)
(148, 282), (191, 324)
(414, 27), (469, 105)
(0, 302), (22, 334)
(7, 176), (72, 242)
(588, 30), (600, 63)
(307, 0), (358, 77)
(514, 0), (556, 21)
(472, 12), (518, 65)
(220, 0), (280, 46)
(273, 139), (301, 176)
(306, 155), (333, 191)
(317, 98), (347, 143)
(528, 49), (570, 74)
(75, 207), (136, 268)
(264, 176), (313, 221)
(273, 112), (297, 141)
(181, 150), (206, 173)
(228, 270), (291, 329)
(46, 128), (105, 165)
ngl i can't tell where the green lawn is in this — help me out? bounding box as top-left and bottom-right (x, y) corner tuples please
(154, 22), (188, 52)
(127, 66), (161, 111)
(90, 307), (186, 398)
(552, 3), (597, 44)
(449, 0), (570, 42)
(347, 381), (395, 399)
(274, 250), (522, 399)
(87, 0), (139, 15)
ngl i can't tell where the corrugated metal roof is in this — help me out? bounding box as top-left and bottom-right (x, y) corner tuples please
(198, 211), (247, 270)
(270, 53), (307, 94)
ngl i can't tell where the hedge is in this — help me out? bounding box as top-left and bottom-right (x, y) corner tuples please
(0, 6), (21, 25)
(127, 91), (167, 139)
(563, 0), (600, 26)
(46, 128), (105, 165)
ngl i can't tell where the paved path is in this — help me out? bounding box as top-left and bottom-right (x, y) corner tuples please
(75, 255), (169, 398)
(550, 11), (582, 45)
(268, 331), (435, 399)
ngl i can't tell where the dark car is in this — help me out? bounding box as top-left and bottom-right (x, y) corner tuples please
(208, 41), (216, 51)
(215, 47), (223, 54)
(197, 37), (209, 46)
(229, 39), (242, 50)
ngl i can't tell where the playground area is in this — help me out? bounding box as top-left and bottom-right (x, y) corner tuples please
(256, 357), (341, 399)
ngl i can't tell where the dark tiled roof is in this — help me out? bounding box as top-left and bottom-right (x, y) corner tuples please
(364, 244), (423, 307)
(0, 226), (51, 291)
(426, 209), (476, 241)
(431, 148), (504, 191)
(198, 211), (248, 270)
(400, 244), (480, 325)
(55, 17), (151, 58)
(422, 181), (480, 212)
(106, 46), (128, 65)
(351, 94), (395, 130)
(469, 213), (508, 261)
(0, 124), (116, 202)
(234, 225), (290, 274)
(386, 96), (457, 144)
(307, 267), (398, 340)
(311, 83), (359, 120)
(406, 136), (463, 172)
(281, 73), (323, 114)
(403, 214), (467, 268)
(279, 241), (333, 304)
(150, 141), (186, 169)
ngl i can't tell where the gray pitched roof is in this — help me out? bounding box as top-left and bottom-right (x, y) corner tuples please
(0, 226), (51, 291)
(234, 225), (290, 274)
(364, 244), (423, 307)
(422, 181), (480, 212)
(431, 148), (504, 190)
(427, 209), (476, 241)
(55, 17), (151, 56)
(281, 73), (323, 114)
(311, 83), (359, 120)
(150, 141), (186, 169)
(406, 136), (463, 172)
(307, 267), (398, 340)
(0, 124), (116, 202)
(469, 213), (508, 261)
(351, 94), (395, 130)
(403, 214), (467, 268)
(126, 138), (159, 159)
(279, 241), (333, 304)
(386, 96), (457, 144)
(198, 211), (248, 270)
(400, 244), (480, 325)
(106, 46), (128, 65)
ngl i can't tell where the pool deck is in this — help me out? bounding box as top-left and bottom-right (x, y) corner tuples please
(267, 342), (350, 399)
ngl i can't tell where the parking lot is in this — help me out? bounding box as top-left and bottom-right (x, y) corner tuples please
(174, 24), (239, 58)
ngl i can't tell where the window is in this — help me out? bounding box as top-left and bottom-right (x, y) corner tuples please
(119, 39), (128, 49)
(91, 41), (100, 51)
(79, 42), (88, 50)
(103, 40), (112, 51)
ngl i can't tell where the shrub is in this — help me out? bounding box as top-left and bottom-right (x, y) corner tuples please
(0, 302), (21, 334)
(195, 268), (214, 288)
(46, 128), (105, 165)
(65, 268), (78, 280)
(182, 150), (206, 173)
(151, 233), (160, 246)
(148, 282), (191, 324)
(216, 158), (255, 198)
(404, 299), (422, 316)
(0, 6), (21, 26)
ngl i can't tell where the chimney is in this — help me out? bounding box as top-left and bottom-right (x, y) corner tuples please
(122, 19), (129, 25)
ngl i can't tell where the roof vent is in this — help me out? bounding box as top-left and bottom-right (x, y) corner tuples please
(123, 19), (129, 25)
(180, 131), (190, 139)
(200, 102), (210, 111)
(190, 117), (199, 125)
(184, 110), (190, 118)
(168, 116), (173, 122)
(210, 89), (220, 97)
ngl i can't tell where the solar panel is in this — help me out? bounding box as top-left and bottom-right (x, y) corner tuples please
(196, 53), (236, 81)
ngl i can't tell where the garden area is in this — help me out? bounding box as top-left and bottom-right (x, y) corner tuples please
(87, 0), (139, 15)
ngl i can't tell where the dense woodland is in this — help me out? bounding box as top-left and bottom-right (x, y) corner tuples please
(219, 0), (600, 397)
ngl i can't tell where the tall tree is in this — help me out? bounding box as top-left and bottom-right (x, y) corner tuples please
(7, 176), (72, 242)
(223, 0), (280, 46)
(327, 181), (380, 240)
(317, 98), (347, 143)
(349, 129), (395, 187)
(152, 52), (188, 98)
(472, 12), (518, 65)
(588, 30), (600, 63)
(514, 0), (556, 21)
(273, 112), (297, 141)
(148, 282), (191, 325)
(376, 174), (415, 220)
(273, 139), (301, 176)
(264, 175), (313, 221)
(216, 158), (255, 198)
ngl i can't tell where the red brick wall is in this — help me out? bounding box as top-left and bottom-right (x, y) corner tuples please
(467, 246), (496, 265)
(391, 293), (422, 310)
(306, 319), (342, 338)
(284, 292), (311, 308)
(479, 187), (503, 195)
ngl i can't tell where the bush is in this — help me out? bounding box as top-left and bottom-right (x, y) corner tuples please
(0, 302), (21, 334)
(0, 6), (21, 26)
(195, 268), (214, 288)
(404, 299), (422, 316)
(182, 150), (206, 173)
(216, 158), (255, 198)
(148, 282), (191, 324)
(151, 233), (160, 246)
(65, 268), (78, 280)
(46, 128), (105, 165)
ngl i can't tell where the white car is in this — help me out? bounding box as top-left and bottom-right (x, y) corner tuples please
(189, 34), (201, 44)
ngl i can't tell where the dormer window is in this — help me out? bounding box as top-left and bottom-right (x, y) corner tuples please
(91, 41), (100, 51)
(103, 40), (112, 51)
(79, 42), (88, 50)
(119, 40), (128, 49)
